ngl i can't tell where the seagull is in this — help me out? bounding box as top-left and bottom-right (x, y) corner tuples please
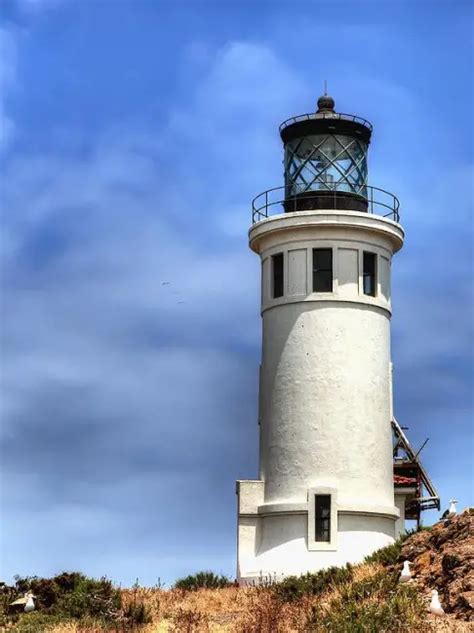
(399, 560), (412, 583)
(24, 594), (35, 613)
(161, 281), (171, 286)
(429, 589), (445, 616)
(10, 592), (35, 613)
(440, 499), (458, 520)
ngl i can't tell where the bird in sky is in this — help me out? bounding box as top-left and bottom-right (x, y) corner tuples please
(429, 589), (445, 616)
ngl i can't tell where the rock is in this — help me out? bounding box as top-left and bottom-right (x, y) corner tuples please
(459, 591), (474, 610)
(442, 553), (461, 574)
(414, 550), (432, 574)
(399, 510), (474, 621)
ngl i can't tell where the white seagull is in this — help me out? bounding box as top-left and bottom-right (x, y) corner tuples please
(10, 592), (35, 613)
(441, 499), (458, 520)
(24, 594), (35, 613)
(399, 560), (412, 583)
(429, 589), (445, 616)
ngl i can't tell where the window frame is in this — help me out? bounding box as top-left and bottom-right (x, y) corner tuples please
(315, 494), (331, 542)
(307, 486), (338, 551)
(312, 248), (333, 293)
(363, 251), (377, 297)
(272, 252), (284, 299)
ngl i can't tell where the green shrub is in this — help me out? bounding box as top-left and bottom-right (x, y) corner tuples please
(274, 564), (354, 602)
(13, 573), (121, 622)
(306, 568), (425, 633)
(5, 572), (150, 630)
(338, 570), (396, 602)
(174, 571), (232, 591)
(307, 583), (425, 633)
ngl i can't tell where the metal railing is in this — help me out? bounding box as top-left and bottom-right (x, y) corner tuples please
(251, 184), (400, 224)
(279, 112), (373, 134)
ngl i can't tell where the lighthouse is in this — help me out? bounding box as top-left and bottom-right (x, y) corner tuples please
(236, 94), (438, 582)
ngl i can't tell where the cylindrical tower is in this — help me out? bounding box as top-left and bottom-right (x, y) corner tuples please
(236, 94), (404, 582)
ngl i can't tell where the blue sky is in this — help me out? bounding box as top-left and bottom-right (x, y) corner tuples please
(0, 0), (472, 586)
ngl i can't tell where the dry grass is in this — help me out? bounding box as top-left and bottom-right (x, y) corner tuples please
(128, 563), (472, 633)
(53, 563), (431, 633)
(11, 561), (474, 632)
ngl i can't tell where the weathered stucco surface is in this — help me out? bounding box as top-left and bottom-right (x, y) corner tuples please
(237, 210), (405, 581)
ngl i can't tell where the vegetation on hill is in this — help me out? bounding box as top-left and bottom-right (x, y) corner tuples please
(1, 510), (472, 632)
(174, 571), (233, 591)
(0, 572), (151, 632)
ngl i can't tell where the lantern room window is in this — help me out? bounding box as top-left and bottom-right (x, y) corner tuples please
(363, 251), (377, 296)
(272, 253), (284, 298)
(313, 248), (333, 293)
(284, 134), (368, 197)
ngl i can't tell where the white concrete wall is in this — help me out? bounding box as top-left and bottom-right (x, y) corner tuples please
(237, 210), (404, 581)
(338, 248), (359, 298)
(260, 302), (393, 506)
(239, 512), (396, 580)
(236, 481), (264, 579)
(288, 249), (307, 296)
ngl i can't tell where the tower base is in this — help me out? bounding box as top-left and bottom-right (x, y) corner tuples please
(236, 480), (400, 583)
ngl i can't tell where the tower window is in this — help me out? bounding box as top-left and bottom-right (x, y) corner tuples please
(315, 494), (331, 542)
(313, 248), (333, 292)
(363, 252), (377, 296)
(272, 253), (284, 298)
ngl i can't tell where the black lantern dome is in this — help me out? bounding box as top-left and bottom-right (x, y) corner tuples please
(316, 93), (335, 112)
(280, 94), (372, 213)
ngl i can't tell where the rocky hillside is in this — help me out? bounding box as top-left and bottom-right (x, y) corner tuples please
(400, 508), (473, 621)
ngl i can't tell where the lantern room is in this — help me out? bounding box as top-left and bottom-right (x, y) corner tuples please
(280, 94), (372, 213)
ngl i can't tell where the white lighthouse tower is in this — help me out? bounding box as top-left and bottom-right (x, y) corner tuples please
(236, 94), (408, 582)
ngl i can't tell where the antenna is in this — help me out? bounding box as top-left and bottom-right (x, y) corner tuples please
(324, 79), (327, 95)
(414, 437), (430, 459)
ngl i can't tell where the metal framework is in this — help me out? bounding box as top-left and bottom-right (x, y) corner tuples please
(251, 184), (400, 224)
(279, 111), (373, 134)
(284, 133), (368, 197)
(392, 418), (440, 523)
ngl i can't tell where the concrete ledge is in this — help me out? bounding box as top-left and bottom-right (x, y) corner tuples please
(249, 209), (404, 254)
(261, 296), (392, 317)
(338, 502), (400, 520)
(257, 502), (308, 516)
(255, 500), (399, 520)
